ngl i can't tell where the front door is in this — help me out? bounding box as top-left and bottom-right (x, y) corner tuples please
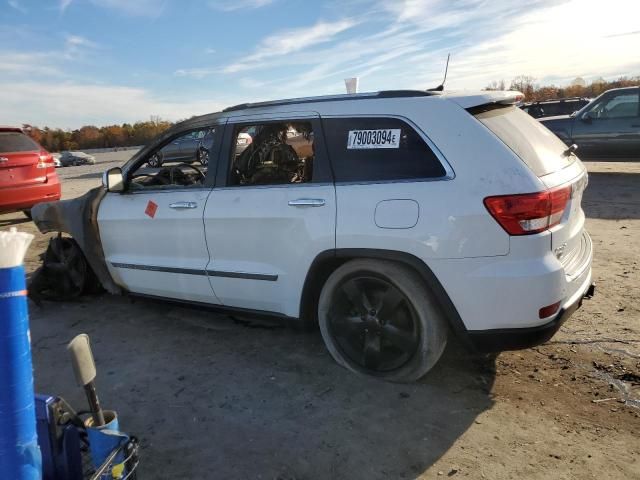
(572, 88), (640, 158)
(203, 113), (336, 318)
(98, 123), (225, 304)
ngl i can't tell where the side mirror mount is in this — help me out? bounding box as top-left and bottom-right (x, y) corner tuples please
(102, 167), (125, 192)
(581, 111), (593, 123)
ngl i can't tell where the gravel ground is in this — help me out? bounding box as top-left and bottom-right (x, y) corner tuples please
(1, 153), (638, 479)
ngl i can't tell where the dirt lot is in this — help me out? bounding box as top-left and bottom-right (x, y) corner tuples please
(1, 152), (639, 479)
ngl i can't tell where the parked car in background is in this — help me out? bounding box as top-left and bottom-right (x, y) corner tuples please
(148, 128), (215, 167)
(540, 86), (640, 159)
(60, 151), (96, 167)
(0, 126), (61, 217)
(33, 89), (594, 382)
(521, 97), (591, 119)
(51, 153), (62, 168)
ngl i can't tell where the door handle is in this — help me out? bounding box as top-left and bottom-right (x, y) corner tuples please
(169, 201), (198, 209)
(288, 198), (326, 207)
(632, 124), (640, 128)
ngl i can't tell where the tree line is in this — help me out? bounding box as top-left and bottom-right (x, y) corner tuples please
(24, 116), (174, 152)
(22, 75), (639, 152)
(485, 75), (639, 102)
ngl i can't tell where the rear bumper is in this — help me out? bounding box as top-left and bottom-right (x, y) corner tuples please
(0, 176), (61, 213)
(467, 281), (595, 352)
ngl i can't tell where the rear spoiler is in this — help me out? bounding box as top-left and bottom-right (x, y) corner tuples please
(444, 91), (525, 110)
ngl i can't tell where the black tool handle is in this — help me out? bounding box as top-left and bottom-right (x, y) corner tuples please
(84, 381), (105, 426)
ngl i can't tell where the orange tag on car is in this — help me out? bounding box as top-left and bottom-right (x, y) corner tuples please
(145, 200), (158, 218)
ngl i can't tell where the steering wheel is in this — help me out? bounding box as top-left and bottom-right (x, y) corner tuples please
(167, 163), (206, 184)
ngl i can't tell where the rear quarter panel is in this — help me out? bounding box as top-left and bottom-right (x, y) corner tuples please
(317, 97), (542, 260)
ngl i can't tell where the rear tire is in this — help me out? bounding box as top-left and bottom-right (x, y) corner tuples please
(23, 210), (32, 219)
(318, 259), (448, 382)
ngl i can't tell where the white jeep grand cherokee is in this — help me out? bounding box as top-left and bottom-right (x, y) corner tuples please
(33, 90), (594, 382)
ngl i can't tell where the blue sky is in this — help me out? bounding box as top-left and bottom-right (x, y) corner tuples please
(0, 0), (638, 128)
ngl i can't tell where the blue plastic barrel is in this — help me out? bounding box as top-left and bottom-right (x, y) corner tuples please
(0, 265), (42, 479)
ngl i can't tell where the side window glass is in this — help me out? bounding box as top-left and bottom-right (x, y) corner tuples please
(128, 127), (216, 190)
(323, 117), (446, 182)
(229, 121), (315, 186)
(589, 92), (639, 119)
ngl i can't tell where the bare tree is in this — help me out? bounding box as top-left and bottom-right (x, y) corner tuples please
(484, 79), (506, 91)
(570, 76), (586, 87)
(510, 75), (537, 100)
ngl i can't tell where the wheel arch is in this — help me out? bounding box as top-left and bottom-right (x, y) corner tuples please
(299, 248), (470, 343)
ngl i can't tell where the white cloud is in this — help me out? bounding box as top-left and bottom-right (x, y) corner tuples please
(65, 35), (98, 48)
(224, 18), (357, 73)
(221, 0), (638, 97)
(2, 0), (637, 130)
(208, 0), (275, 11)
(174, 67), (218, 79)
(8, 0), (27, 13)
(0, 81), (229, 129)
(425, 0), (640, 90)
(0, 52), (62, 76)
(59, 0), (73, 12)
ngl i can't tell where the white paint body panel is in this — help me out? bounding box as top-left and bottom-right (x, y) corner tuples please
(97, 189), (220, 304)
(204, 184), (335, 316)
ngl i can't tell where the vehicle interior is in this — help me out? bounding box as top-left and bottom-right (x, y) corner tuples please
(229, 121), (314, 186)
(129, 128), (212, 190)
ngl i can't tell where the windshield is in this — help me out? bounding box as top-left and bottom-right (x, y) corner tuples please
(473, 106), (575, 177)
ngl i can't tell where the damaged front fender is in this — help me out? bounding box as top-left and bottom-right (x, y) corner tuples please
(31, 187), (121, 295)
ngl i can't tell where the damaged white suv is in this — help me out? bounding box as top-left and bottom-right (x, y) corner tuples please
(32, 90), (594, 382)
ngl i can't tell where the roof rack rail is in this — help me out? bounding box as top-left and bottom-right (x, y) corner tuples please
(223, 90), (437, 112)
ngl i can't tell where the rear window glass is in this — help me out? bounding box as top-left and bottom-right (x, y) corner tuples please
(323, 117), (446, 182)
(473, 106), (574, 177)
(0, 131), (40, 153)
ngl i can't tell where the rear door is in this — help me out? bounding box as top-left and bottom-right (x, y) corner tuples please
(571, 88), (640, 158)
(203, 113), (336, 317)
(98, 123), (225, 303)
(0, 131), (44, 189)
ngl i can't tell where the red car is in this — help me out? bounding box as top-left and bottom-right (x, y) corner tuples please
(0, 127), (61, 217)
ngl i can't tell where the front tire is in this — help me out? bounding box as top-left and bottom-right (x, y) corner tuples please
(318, 259), (448, 382)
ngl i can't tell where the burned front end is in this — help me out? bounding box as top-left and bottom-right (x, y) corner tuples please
(30, 187), (121, 300)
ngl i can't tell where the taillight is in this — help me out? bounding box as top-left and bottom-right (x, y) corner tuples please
(484, 186), (572, 235)
(36, 151), (55, 169)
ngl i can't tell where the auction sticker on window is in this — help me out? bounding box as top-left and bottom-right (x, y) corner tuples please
(347, 129), (401, 149)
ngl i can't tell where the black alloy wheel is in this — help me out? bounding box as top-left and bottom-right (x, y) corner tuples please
(328, 274), (420, 372)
